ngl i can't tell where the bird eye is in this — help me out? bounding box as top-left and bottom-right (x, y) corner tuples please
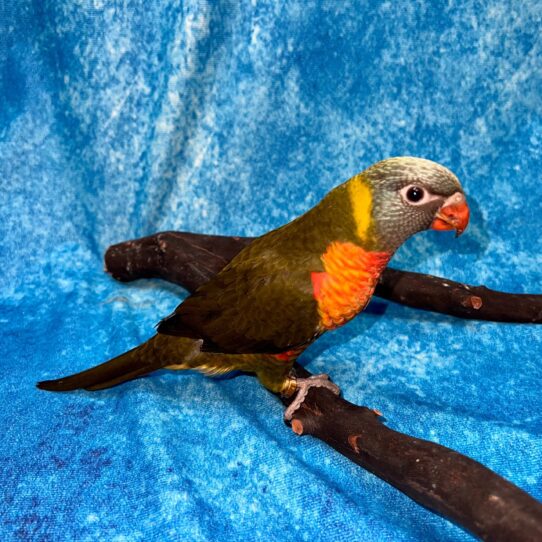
(400, 184), (435, 206)
(406, 186), (424, 202)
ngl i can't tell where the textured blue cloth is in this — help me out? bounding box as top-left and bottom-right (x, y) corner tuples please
(1, 1), (541, 540)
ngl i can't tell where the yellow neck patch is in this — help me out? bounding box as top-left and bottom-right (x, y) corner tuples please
(347, 175), (372, 241)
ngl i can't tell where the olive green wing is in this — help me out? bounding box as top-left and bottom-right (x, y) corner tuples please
(157, 250), (321, 354)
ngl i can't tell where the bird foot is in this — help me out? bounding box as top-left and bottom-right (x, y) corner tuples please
(283, 374), (340, 421)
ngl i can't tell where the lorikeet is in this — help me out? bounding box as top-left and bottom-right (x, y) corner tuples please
(38, 157), (469, 420)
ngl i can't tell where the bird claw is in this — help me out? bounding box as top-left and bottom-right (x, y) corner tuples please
(283, 374), (340, 421)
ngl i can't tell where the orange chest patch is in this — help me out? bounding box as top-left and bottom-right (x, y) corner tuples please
(311, 242), (391, 330)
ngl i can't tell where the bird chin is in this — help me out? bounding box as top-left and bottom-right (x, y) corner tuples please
(431, 215), (466, 237)
(431, 216), (456, 232)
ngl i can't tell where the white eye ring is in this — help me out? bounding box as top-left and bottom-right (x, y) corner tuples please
(400, 184), (441, 206)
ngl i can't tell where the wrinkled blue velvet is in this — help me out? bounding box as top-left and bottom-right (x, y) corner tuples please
(1, 1), (541, 540)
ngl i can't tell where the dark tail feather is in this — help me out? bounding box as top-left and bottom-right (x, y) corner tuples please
(37, 336), (163, 392)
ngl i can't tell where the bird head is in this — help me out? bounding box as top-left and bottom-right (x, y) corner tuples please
(351, 156), (469, 252)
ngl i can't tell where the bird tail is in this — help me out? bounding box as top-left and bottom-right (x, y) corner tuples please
(37, 335), (192, 392)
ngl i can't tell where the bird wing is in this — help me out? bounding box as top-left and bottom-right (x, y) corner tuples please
(157, 247), (321, 354)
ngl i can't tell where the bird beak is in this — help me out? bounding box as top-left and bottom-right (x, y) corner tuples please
(431, 192), (470, 237)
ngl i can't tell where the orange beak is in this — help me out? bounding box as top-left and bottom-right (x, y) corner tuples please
(431, 193), (470, 237)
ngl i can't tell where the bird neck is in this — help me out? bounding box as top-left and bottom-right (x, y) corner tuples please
(308, 174), (384, 253)
(345, 174), (374, 243)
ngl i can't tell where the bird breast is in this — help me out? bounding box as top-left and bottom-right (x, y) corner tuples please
(311, 241), (391, 330)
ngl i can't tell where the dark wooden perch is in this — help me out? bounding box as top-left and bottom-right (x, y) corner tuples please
(104, 231), (542, 541)
(105, 232), (542, 323)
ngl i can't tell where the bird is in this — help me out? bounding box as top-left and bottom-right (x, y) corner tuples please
(37, 157), (470, 420)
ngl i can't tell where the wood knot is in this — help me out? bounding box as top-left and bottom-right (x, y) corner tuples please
(460, 294), (483, 310)
(348, 434), (362, 454)
(291, 419), (304, 435)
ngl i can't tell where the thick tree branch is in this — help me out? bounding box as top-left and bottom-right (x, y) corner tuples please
(377, 268), (542, 323)
(104, 231), (542, 323)
(283, 366), (542, 542)
(104, 231), (542, 541)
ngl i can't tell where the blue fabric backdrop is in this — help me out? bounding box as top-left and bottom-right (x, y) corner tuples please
(1, 1), (541, 540)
